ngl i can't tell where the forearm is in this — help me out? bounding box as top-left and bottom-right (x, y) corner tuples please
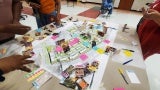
(0, 25), (5, 33)
(56, 0), (61, 14)
(12, 0), (22, 23)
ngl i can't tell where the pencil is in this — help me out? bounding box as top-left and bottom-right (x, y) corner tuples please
(118, 68), (128, 84)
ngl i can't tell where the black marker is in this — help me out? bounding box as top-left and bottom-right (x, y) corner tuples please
(123, 59), (133, 65)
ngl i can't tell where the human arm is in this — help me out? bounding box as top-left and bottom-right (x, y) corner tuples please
(55, 0), (61, 25)
(0, 55), (34, 74)
(142, 7), (160, 26)
(0, 24), (31, 35)
(12, 0), (22, 24)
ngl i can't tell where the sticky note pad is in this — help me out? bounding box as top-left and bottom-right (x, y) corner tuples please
(79, 54), (88, 61)
(103, 39), (110, 44)
(113, 88), (125, 90)
(97, 48), (104, 54)
(123, 50), (133, 57)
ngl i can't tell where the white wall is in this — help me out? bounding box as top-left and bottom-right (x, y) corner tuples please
(131, 0), (154, 11)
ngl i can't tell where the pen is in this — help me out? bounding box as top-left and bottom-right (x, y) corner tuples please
(46, 48), (52, 64)
(89, 71), (95, 88)
(122, 49), (134, 52)
(123, 59), (133, 65)
(118, 68), (128, 84)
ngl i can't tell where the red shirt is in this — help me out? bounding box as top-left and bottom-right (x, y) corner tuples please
(138, 0), (160, 59)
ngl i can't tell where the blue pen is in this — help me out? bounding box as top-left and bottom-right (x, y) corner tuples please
(123, 59), (133, 65)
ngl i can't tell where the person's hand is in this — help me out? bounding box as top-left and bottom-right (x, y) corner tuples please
(56, 14), (61, 26)
(29, 2), (40, 9)
(142, 7), (159, 20)
(2, 24), (31, 35)
(0, 55), (34, 74)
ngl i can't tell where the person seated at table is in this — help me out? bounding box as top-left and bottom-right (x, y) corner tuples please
(137, 0), (160, 60)
(0, 0), (34, 82)
(26, 0), (61, 28)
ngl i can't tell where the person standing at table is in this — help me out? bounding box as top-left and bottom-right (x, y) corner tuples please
(137, 0), (160, 60)
(0, 0), (34, 82)
(27, 0), (61, 27)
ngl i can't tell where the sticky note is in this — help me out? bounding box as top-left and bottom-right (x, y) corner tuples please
(79, 54), (88, 61)
(72, 33), (79, 38)
(103, 39), (110, 44)
(90, 19), (96, 22)
(97, 48), (104, 54)
(123, 50), (133, 57)
(126, 70), (141, 84)
(69, 38), (79, 46)
(83, 41), (90, 47)
(51, 35), (58, 40)
(36, 28), (42, 32)
(55, 46), (63, 52)
(92, 46), (98, 50)
(113, 87), (125, 90)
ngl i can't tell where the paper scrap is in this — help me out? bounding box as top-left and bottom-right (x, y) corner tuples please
(126, 70), (141, 84)
(79, 53), (88, 61)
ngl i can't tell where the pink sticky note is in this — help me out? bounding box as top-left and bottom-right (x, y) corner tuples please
(55, 46), (63, 52)
(69, 38), (79, 46)
(79, 54), (88, 61)
(113, 88), (125, 90)
(51, 35), (58, 40)
(103, 39), (110, 44)
(73, 38), (80, 43)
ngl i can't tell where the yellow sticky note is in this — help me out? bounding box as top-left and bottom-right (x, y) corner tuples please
(123, 50), (133, 57)
(90, 19), (96, 22)
(97, 48), (104, 54)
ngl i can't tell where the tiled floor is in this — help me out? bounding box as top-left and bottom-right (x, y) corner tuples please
(60, 1), (160, 90)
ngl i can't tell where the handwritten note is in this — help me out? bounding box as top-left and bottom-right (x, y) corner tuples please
(79, 53), (88, 61)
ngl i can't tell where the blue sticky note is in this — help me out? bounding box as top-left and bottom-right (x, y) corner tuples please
(72, 33), (79, 38)
(92, 46), (98, 50)
(83, 41), (90, 47)
(36, 28), (42, 32)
